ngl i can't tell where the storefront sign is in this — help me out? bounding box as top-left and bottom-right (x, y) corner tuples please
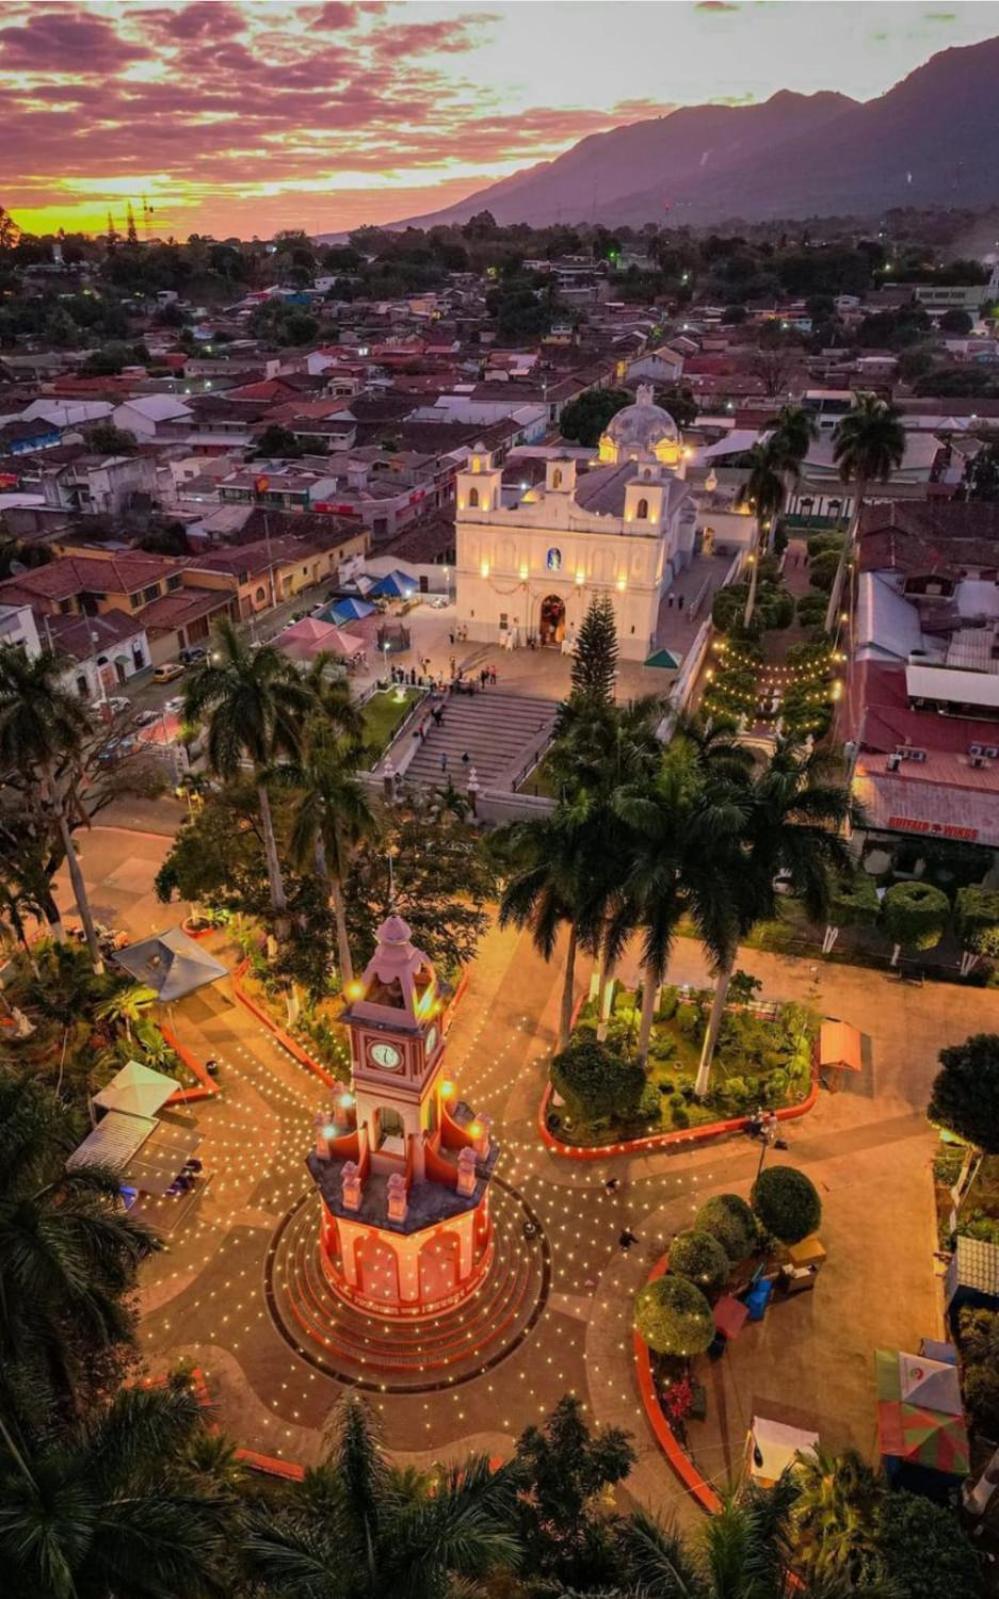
(886, 815), (978, 842)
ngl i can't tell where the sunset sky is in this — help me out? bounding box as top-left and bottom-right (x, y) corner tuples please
(5, 0), (999, 240)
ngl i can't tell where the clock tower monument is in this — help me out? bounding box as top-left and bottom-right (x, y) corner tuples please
(305, 913), (497, 1317)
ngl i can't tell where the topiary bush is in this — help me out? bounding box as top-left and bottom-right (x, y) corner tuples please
(751, 1164), (821, 1243)
(669, 1229), (730, 1294)
(694, 1193), (757, 1262)
(634, 1275), (715, 1358)
(881, 880), (950, 960)
(551, 1036), (645, 1126)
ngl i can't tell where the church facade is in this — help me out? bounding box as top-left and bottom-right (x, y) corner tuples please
(453, 387), (697, 660)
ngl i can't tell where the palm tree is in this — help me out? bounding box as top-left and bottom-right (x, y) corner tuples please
(241, 1394), (519, 1599)
(285, 716), (378, 988)
(693, 740), (856, 1098)
(184, 619), (314, 921)
(0, 1379), (230, 1599)
(740, 442), (785, 628)
(0, 646), (104, 973)
(614, 1474), (892, 1598)
(769, 403), (819, 543)
(824, 393), (905, 634)
(792, 1447), (885, 1588)
(0, 1069), (156, 1425)
(613, 730), (747, 1065)
(496, 808), (594, 1053)
(96, 981), (158, 1042)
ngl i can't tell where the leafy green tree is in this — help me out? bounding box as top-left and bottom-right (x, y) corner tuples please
(694, 1193), (757, 1263)
(752, 1164), (822, 1243)
(871, 1490), (984, 1599)
(669, 1228), (730, 1294)
(241, 1394), (519, 1599)
(954, 885), (999, 973)
(559, 387), (631, 446)
(634, 1274), (715, 1357)
(550, 1034), (645, 1125)
(823, 870), (880, 953)
(0, 1067), (155, 1430)
(83, 421), (137, 455)
(881, 879), (950, 967)
(0, 1377), (236, 1599)
(254, 423), (305, 459)
(95, 981), (157, 1042)
(184, 620), (314, 922)
(964, 442), (999, 502)
(939, 307), (973, 334)
(792, 1447), (884, 1586)
(513, 1394), (635, 1590)
(0, 646), (104, 973)
(825, 394), (905, 632)
(928, 1033), (999, 1152)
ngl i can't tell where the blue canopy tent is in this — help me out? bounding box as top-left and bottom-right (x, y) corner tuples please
(325, 597), (376, 625)
(369, 570), (418, 599)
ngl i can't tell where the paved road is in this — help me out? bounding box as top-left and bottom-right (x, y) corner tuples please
(63, 827), (990, 1522)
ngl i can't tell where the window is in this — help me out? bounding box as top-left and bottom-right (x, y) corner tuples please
(142, 584), (160, 604)
(636, 498), (649, 520)
(468, 486), (479, 508)
(499, 612), (509, 631)
(552, 469), (562, 489)
(167, 575), (182, 592)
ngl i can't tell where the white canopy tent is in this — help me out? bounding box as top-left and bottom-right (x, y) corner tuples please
(93, 1059), (178, 1119)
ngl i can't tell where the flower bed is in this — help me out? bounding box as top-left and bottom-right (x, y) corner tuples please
(546, 981), (816, 1150)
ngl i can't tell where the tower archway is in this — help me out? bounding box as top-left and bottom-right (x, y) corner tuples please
(539, 594), (566, 646)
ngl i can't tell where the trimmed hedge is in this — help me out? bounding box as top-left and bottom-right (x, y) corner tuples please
(751, 1164), (821, 1244)
(694, 1193), (758, 1263)
(634, 1275), (715, 1358)
(669, 1229), (730, 1294)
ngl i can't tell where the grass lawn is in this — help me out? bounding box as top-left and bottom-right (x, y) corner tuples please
(515, 746), (560, 798)
(551, 983), (816, 1148)
(361, 687), (423, 759)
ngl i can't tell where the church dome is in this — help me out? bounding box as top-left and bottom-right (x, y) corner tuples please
(603, 386), (680, 458)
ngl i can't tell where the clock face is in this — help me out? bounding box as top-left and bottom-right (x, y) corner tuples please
(369, 1041), (402, 1071)
(425, 1025), (439, 1058)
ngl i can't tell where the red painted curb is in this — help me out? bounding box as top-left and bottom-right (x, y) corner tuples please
(161, 1023), (221, 1104)
(231, 959), (337, 1087)
(539, 1072), (819, 1160)
(633, 1256), (722, 1514)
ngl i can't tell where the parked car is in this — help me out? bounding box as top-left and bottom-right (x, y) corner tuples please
(427, 595), (449, 609)
(179, 645), (207, 665)
(163, 695), (186, 716)
(106, 695), (131, 716)
(135, 708), (159, 727)
(153, 662), (184, 683)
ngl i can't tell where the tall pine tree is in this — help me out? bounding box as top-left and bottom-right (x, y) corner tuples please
(569, 593), (618, 705)
(125, 202), (138, 246)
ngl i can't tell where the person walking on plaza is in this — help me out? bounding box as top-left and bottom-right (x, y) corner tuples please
(489, 664), (497, 686)
(440, 751), (448, 773)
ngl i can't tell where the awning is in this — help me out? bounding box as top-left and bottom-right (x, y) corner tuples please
(819, 1019), (863, 1073)
(645, 648), (681, 669)
(120, 1118), (200, 1196)
(67, 1109), (158, 1172)
(369, 569), (417, 599)
(94, 1059), (178, 1118)
(875, 1348), (969, 1477)
(748, 1416), (818, 1485)
(115, 927), (228, 1001)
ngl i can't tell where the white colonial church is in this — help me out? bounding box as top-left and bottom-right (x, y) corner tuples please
(453, 387), (697, 661)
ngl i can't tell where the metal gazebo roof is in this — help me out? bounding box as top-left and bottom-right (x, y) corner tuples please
(114, 927), (227, 1002)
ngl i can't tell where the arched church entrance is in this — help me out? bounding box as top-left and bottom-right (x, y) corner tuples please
(539, 594), (566, 646)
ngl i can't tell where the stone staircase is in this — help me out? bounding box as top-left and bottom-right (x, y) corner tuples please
(389, 690), (557, 791)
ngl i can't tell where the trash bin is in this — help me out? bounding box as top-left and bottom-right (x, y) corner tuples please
(745, 1277), (774, 1321)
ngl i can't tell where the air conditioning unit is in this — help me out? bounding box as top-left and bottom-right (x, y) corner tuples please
(970, 754), (990, 770)
(896, 746), (927, 763)
(970, 743), (985, 758)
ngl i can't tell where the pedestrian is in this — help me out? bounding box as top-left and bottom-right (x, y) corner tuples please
(461, 750), (470, 764)
(668, 594), (674, 608)
(449, 655), (456, 678)
(440, 751), (448, 773)
(432, 706), (443, 727)
(480, 668), (488, 688)
(677, 594), (684, 611)
(449, 629), (455, 645)
(618, 1227), (638, 1251)
(489, 664), (497, 686)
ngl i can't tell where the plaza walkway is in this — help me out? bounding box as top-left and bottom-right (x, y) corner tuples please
(58, 827), (992, 1524)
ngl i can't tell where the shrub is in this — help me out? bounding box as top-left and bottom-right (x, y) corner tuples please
(881, 880), (950, 957)
(695, 1193), (757, 1262)
(655, 986), (678, 1022)
(955, 886), (999, 960)
(808, 549), (841, 592)
(636, 1082), (662, 1122)
(551, 1036), (645, 1125)
(751, 1165), (821, 1243)
(634, 1275), (714, 1357)
(669, 1229), (730, 1294)
(796, 591), (828, 625)
(671, 1106), (690, 1129)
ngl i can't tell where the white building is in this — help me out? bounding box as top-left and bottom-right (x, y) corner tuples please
(454, 388), (696, 659)
(112, 395), (193, 439)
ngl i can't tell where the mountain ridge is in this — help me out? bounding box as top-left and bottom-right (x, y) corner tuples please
(381, 37), (999, 232)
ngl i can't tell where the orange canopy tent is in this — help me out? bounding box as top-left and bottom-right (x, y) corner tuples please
(819, 1019), (863, 1074)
